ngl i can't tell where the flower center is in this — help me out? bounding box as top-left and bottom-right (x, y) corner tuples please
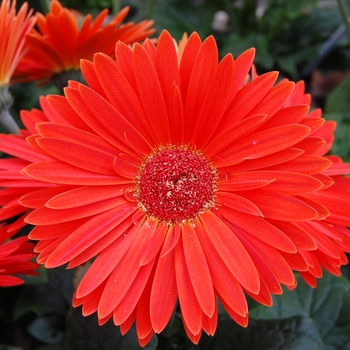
(135, 148), (217, 223)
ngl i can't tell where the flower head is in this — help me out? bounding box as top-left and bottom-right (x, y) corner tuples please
(0, 224), (38, 286)
(1, 30), (350, 345)
(14, 0), (156, 88)
(0, 0), (35, 87)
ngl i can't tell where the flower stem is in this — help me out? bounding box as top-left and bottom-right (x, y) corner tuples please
(336, 0), (350, 41)
(146, 0), (156, 19)
(0, 109), (20, 134)
(39, 0), (50, 14)
(0, 86), (19, 134)
(111, 0), (121, 15)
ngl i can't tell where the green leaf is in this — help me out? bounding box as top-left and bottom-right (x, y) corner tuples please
(250, 272), (350, 349)
(323, 112), (350, 162)
(323, 291), (350, 350)
(325, 74), (350, 114)
(27, 314), (65, 344)
(197, 316), (325, 350)
(13, 267), (75, 320)
(62, 307), (158, 350)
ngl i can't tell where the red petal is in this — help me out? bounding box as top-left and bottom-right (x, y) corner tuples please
(113, 157), (138, 179)
(68, 216), (135, 268)
(248, 81), (295, 117)
(155, 31), (180, 114)
(216, 124), (311, 168)
(192, 54), (235, 149)
(113, 260), (155, 325)
(139, 224), (167, 266)
(195, 219), (248, 317)
(206, 114), (268, 158)
(242, 189), (318, 221)
(179, 32), (202, 104)
(183, 36), (218, 142)
(79, 83), (152, 156)
(219, 177), (274, 192)
(202, 303), (218, 336)
(217, 192), (263, 216)
(235, 228), (296, 287)
(98, 219), (158, 318)
(219, 297), (248, 327)
(45, 185), (127, 209)
(25, 197), (128, 225)
(36, 122), (116, 154)
(150, 237), (177, 333)
(267, 155), (332, 174)
(257, 105), (309, 130)
(228, 48), (255, 102)
(133, 44), (171, 144)
(36, 137), (116, 175)
(29, 218), (88, 240)
(46, 95), (93, 131)
(175, 237), (202, 335)
(267, 220), (316, 251)
(293, 137), (326, 155)
(44, 203), (136, 267)
(23, 161), (130, 185)
(76, 220), (142, 298)
(220, 207), (297, 252)
(220, 72), (278, 130)
(92, 53), (157, 141)
(182, 224), (215, 317)
(200, 211), (260, 294)
(221, 148), (303, 173)
(225, 170), (324, 195)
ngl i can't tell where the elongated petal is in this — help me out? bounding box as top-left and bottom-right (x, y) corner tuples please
(182, 224), (215, 317)
(23, 161), (130, 185)
(150, 235), (177, 333)
(200, 211), (260, 294)
(175, 236), (203, 335)
(216, 125), (311, 167)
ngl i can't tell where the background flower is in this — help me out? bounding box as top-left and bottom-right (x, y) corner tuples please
(14, 0), (156, 88)
(0, 0), (36, 133)
(0, 0), (35, 87)
(12, 30), (350, 346)
(0, 224), (38, 286)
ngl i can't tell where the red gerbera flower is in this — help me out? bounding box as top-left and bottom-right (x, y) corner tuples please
(14, 0), (156, 87)
(0, 224), (38, 286)
(4, 30), (350, 345)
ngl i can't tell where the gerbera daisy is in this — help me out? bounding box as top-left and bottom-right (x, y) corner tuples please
(0, 0), (35, 132)
(10, 30), (350, 345)
(14, 0), (156, 88)
(0, 224), (38, 286)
